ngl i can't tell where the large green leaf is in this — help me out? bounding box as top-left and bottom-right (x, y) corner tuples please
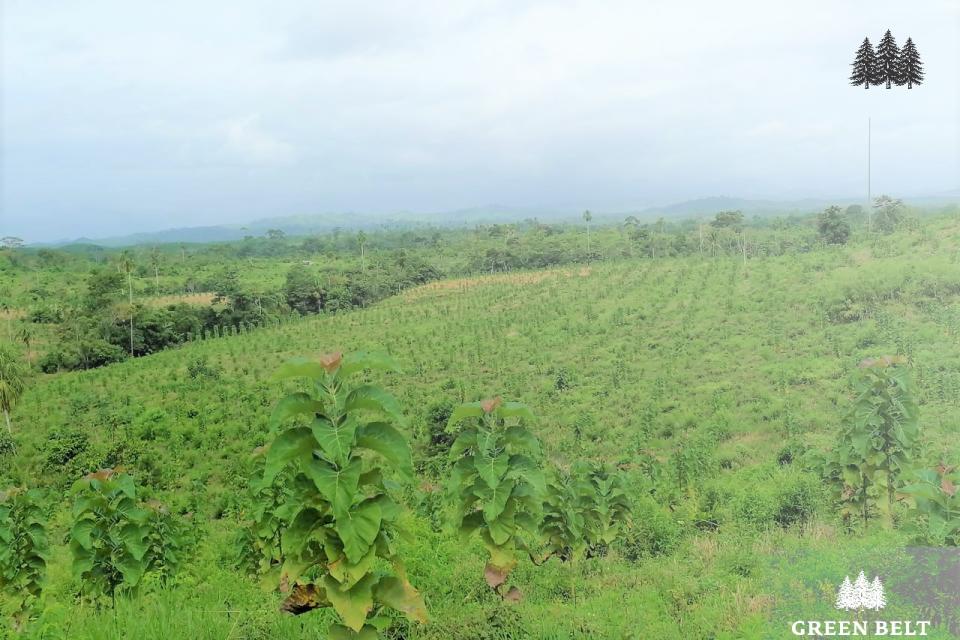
(479, 477), (515, 523)
(506, 454), (545, 496)
(336, 500), (383, 564)
(328, 545), (377, 590)
(498, 402), (535, 423)
(119, 523), (148, 560)
(307, 458), (363, 515)
(282, 507), (328, 557)
(503, 425), (541, 455)
(337, 352), (402, 381)
(312, 417), (358, 466)
(328, 625), (380, 640)
(271, 392), (325, 427)
(70, 518), (96, 550)
(114, 551), (145, 586)
(449, 428), (478, 458)
(458, 510), (485, 540)
(476, 453), (510, 489)
(70, 543), (94, 579)
(356, 422), (413, 481)
(447, 402), (484, 427)
(375, 575), (428, 623)
(323, 571), (377, 631)
(264, 427), (316, 484)
(273, 357), (329, 381)
(486, 501), (517, 546)
(345, 385), (407, 426)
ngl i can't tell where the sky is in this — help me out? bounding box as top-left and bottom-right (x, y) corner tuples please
(2, 0), (959, 242)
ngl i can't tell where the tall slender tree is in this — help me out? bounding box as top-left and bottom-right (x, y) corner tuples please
(116, 251), (135, 357)
(897, 37), (924, 89)
(148, 246), (162, 295)
(875, 30), (900, 89)
(357, 230), (367, 271)
(0, 346), (26, 433)
(849, 38), (878, 89)
(583, 210), (593, 254)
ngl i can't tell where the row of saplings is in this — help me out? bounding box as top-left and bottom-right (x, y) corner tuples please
(0, 352), (630, 638)
(0, 471), (189, 631)
(233, 351), (631, 638)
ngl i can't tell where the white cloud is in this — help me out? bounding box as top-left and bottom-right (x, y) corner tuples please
(216, 115), (296, 166)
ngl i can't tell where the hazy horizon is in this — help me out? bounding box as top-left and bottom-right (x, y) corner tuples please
(3, 0), (959, 243)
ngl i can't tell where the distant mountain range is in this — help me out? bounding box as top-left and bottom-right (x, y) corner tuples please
(37, 193), (960, 248)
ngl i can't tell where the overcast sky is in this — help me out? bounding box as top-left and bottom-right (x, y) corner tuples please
(2, 0), (958, 242)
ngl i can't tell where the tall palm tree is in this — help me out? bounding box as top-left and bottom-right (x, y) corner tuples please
(117, 251), (135, 356)
(16, 326), (33, 366)
(149, 246), (162, 295)
(0, 346), (26, 433)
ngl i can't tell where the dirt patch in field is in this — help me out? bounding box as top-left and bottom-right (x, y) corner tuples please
(0, 308), (25, 320)
(145, 293), (217, 307)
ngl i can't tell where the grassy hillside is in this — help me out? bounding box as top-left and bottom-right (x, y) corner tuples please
(3, 216), (960, 638)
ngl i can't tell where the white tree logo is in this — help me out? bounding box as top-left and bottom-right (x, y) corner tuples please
(836, 571), (887, 611)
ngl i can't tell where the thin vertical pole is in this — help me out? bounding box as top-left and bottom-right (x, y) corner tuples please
(867, 117), (872, 232)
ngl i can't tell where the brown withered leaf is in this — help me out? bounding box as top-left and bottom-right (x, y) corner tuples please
(484, 562), (509, 589)
(942, 477), (958, 497)
(503, 586), (523, 603)
(936, 462), (956, 476)
(319, 352), (343, 373)
(280, 583), (329, 615)
(859, 355), (907, 369)
(480, 397), (503, 414)
(85, 468), (115, 482)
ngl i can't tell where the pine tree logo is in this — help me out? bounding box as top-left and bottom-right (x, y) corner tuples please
(849, 38), (879, 89)
(849, 31), (923, 89)
(875, 30), (899, 89)
(835, 571), (887, 611)
(898, 38), (924, 89)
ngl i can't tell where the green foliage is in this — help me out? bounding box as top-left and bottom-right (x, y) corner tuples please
(817, 205), (851, 245)
(447, 397), (544, 594)
(825, 356), (919, 529)
(283, 264), (325, 315)
(872, 195), (906, 234)
(0, 488), (47, 625)
(70, 469), (151, 599)
(710, 210), (744, 229)
(0, 344), (27, 433)
(142, 500), (189, 583)
(901, 464), (960, 546)
(540, 462), (631, 563)
(254, 351), (427, 638)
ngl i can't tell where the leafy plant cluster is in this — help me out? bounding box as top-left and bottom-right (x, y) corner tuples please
(70, 469), (188, 602)
(0, 488), (47, 629)
(446, 397), (632, 600)
(824, 356), (920, 529)
(244, 352), (427, 639)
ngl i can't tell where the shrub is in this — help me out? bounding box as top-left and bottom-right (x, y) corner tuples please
(619, 497), (683, 561)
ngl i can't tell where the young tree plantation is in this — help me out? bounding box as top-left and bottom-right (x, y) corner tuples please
(2, 200), (960, 637)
